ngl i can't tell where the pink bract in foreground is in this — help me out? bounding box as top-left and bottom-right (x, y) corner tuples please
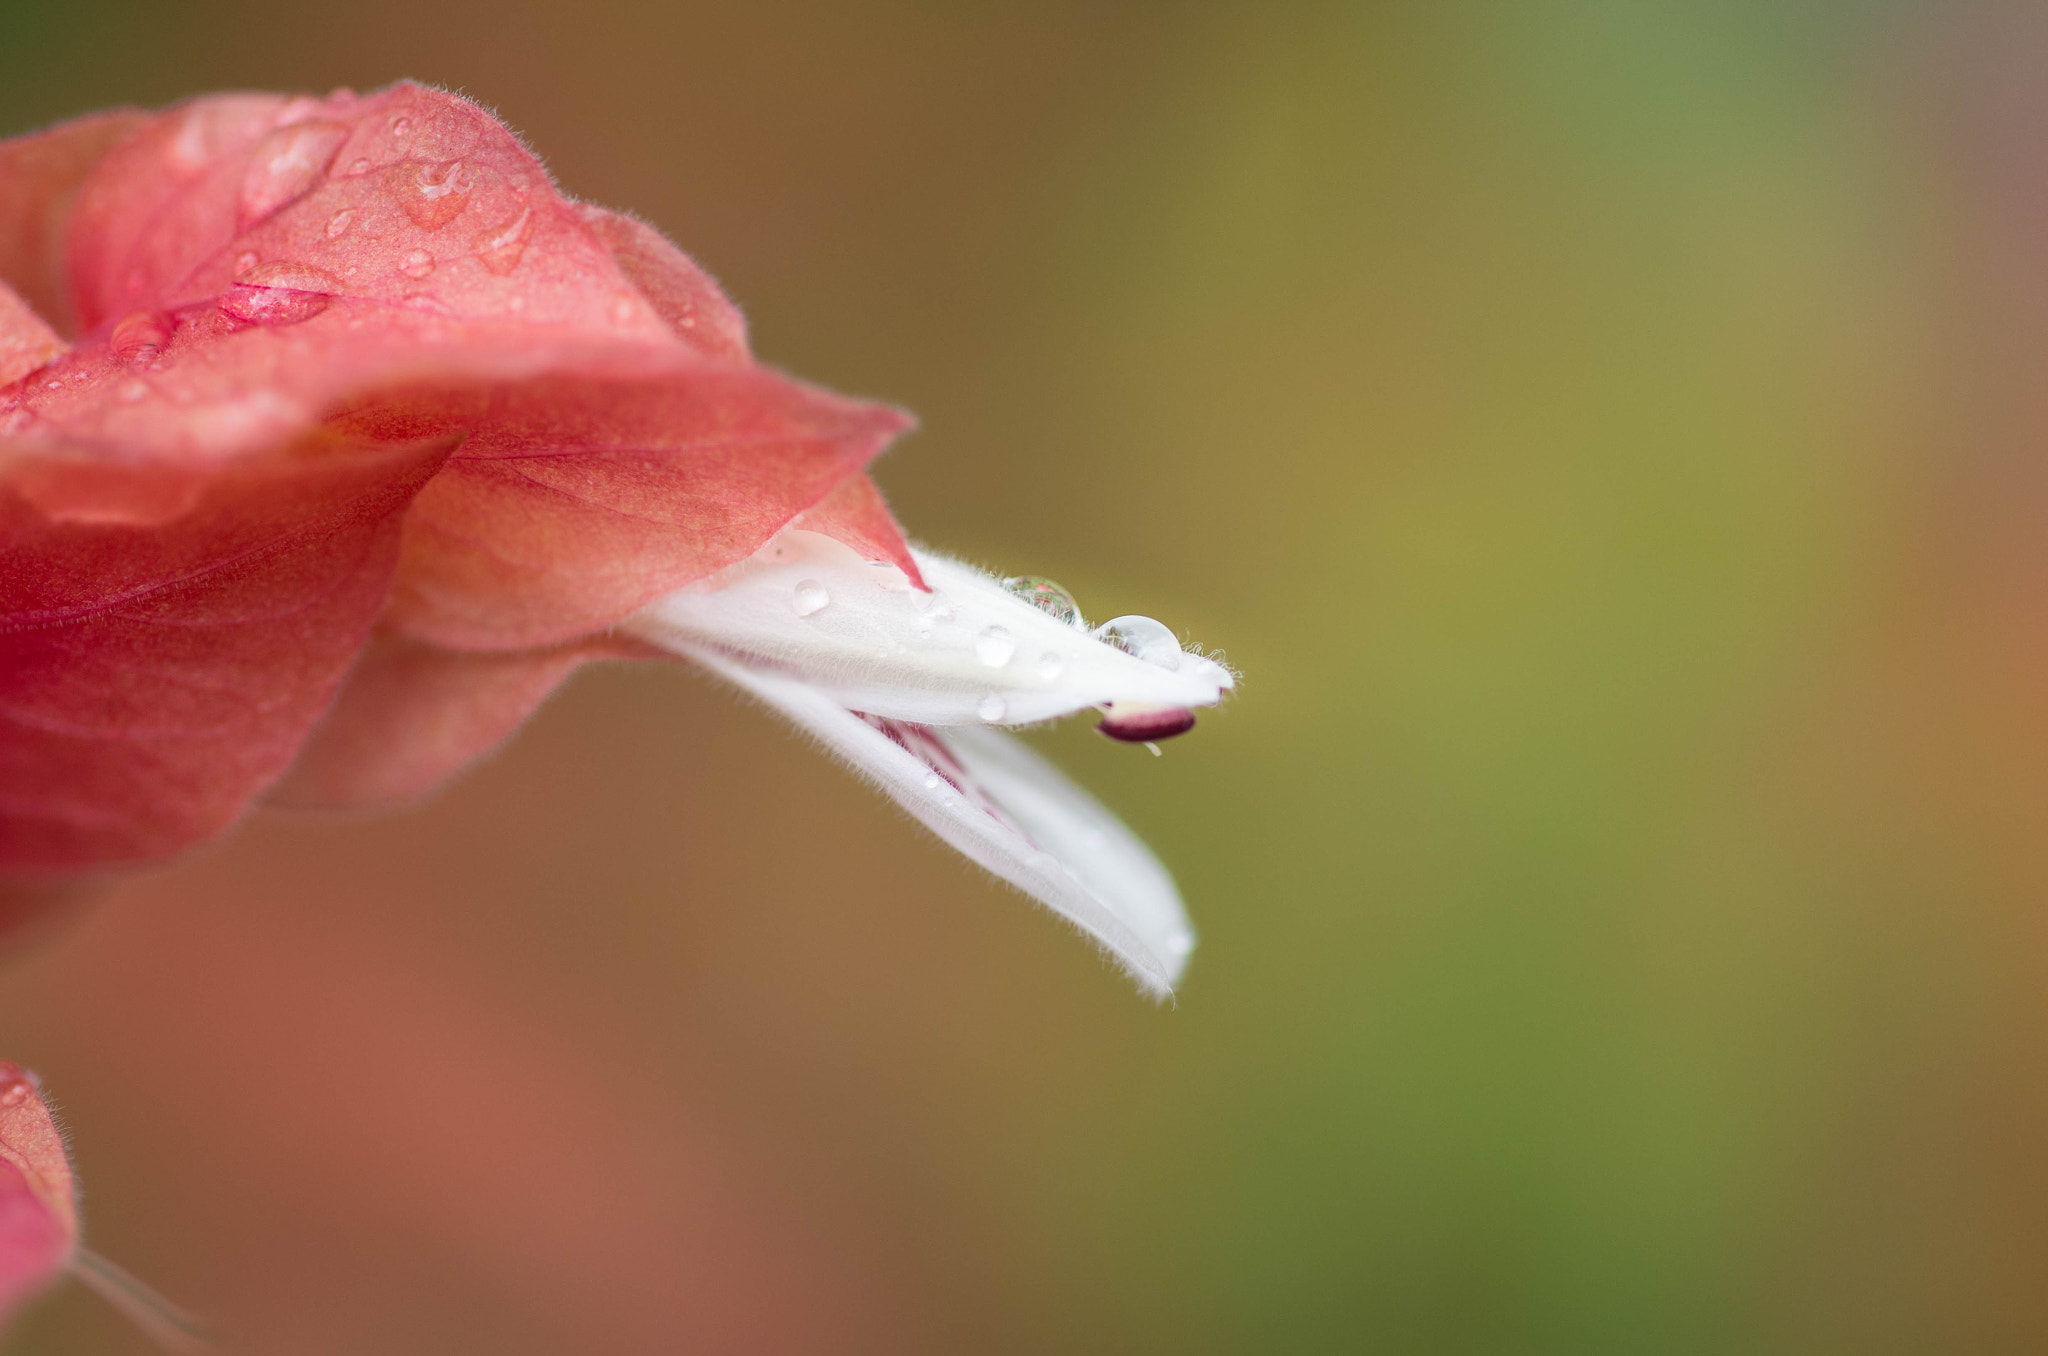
(0, 1063), (74, 1321)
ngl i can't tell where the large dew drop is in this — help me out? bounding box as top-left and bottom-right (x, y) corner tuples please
(472, 206), (535, 276)
(1001, 575), (1083, 627)
(1090, 615), (1183, 670)
(975, 626), (1017, 668)
(110, 312), (170, 369)
(219, 262), (341, 327)
(792, 579), (831, 617)
(236, 120), (349, 229)
(393, 160), (472, 229)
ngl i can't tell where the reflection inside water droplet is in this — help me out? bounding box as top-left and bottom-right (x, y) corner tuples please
(1090, 615), (1183, 670)
(1001, 575), (1083, 627)
(219, 261), (342, 327)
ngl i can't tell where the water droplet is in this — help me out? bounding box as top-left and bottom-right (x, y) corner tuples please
(612, 298), (637, 323)
(1035, 654), (1065, 681)
(325, 208), (355, 238)
(117, 379), (149, 403)
(792, 579), (830, 616)
(1090, 615), (1183, 670)
(975, 626), (1016, 668)
(111, 311), (170, 369)
(1165, 932), (1193, 956)
(977, 694), (1008, 721)
(390, 116), (412, 137)
(348, 157), (373, 175)
(237, 120), (349, 228)
(1002, 575), (1082, 626)
(234, 251), (260, 277)
(400, 249), (435, 279)
(42, 381), (60, 391)
(472, 206), (534, 275)
(913, 597), (954, 634)
(922, 771), (943, 790)
(392, 160), (472, 229)
(219, 261), (342, 327)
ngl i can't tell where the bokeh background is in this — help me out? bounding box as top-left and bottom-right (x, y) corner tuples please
(3, 0), (2047, 1350)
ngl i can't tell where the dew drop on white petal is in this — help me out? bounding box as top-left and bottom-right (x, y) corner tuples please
(975, 626), (1016, 668)
(1091, 615), (1184, 670)
(791, 579), (830, 617)
(1035, 654), (1065, 682)
(914, 597), (953, 634)
(922, 771), (942, 790)
(977, 694), (1008, 722)
(1001, 575), (1082, 627)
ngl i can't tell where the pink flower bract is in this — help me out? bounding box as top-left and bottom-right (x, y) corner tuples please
(0, 1062), (75, 1321)
(0, 83), (919, 879)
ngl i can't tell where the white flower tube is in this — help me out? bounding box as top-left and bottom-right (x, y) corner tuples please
(625, 529), (1233, 996)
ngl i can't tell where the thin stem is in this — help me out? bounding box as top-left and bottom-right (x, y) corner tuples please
(67, 1248), (211, 1353)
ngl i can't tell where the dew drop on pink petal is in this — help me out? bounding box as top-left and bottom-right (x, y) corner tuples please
(237, 120), (349, 229)
(110, 311), (170, 369)
(471, 205), (533, 275)
(219, 261), (341, 327)
(347, 157), (372, 175)
(400, 249), (435, 279)
(325, 208), (354, 239)
(390, 115), (411, 137)
(392, 159), (471, 229)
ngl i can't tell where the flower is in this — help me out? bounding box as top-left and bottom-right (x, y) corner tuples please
(0, 83), (1232, 995)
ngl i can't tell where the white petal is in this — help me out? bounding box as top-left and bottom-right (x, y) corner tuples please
(627, 530), (1232, 727)
(679, 643), (1195, 997)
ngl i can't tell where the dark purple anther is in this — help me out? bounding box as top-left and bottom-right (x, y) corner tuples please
(1097, 705), (1198, 743)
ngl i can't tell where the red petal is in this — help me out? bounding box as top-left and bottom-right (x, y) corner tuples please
(274, 630), (649, 808)
(0, 1063), (75, 1324)
(0, 435), (452, 872)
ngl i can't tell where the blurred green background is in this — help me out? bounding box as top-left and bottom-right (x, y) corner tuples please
(6, 0), (2048, 1351)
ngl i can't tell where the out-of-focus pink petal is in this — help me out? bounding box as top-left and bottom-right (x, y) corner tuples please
(0, 1062), (75, 1325)
(0, 434), (453, 872)
(274, 631), (650, 808)
(0, 110), (146, 336)
(0, 281), (62, 389)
